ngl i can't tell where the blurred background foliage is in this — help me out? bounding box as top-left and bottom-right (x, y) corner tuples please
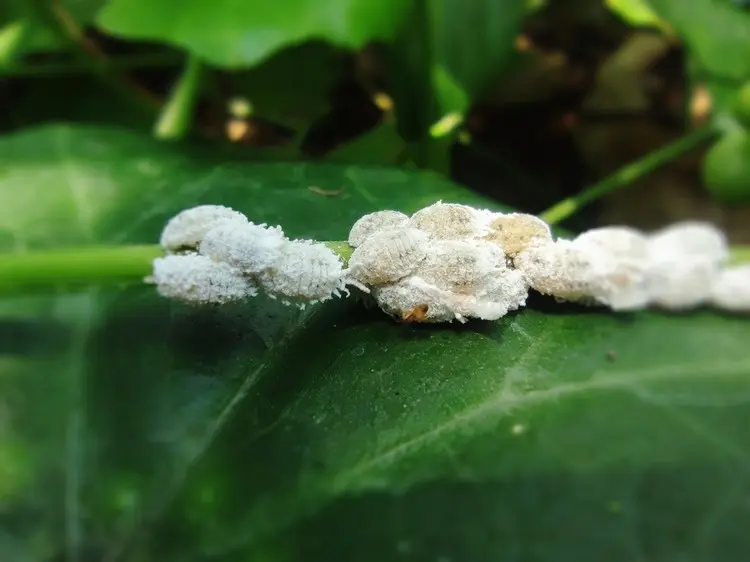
(2, 0), (750, 235)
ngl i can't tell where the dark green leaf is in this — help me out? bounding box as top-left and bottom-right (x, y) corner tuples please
(649, 0), (750, 80)
(0, 0), (105, 55)
(389, 0), (526, 139)
(1, 124), (749, 562)
(96, 0), (410, 69)
(229, 41), (347, 130)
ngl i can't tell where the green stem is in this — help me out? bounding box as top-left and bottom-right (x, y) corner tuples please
(540, 125), (718, 225)
(154, 53), (204, 141)
(0, 242), (354, 297)
(0, 245), (162, 296)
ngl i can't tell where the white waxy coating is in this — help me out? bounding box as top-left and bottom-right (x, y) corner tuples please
(199, 221), (287, 274)
(149, 253), (256, 304)
(347, 210), (409, 247)
(373, 263), (528, 324)
(573, 226), (651, 310)
(648, 221), (728, 265)
(483, 212), (553, 257)
(514, 236), (651, 310)
(159, 205), (248, 252)
(647, 257), (717, 310)
(408, 201), (490, 240)
(709, 264), (750, 312)
(417, 239), (507, 295)
(347, 227), (429, 287)
(574, 226), (648, 257)
(514, 239), (597, 302)
(259, 240), (345, 302)
(373, 277), (457, 323)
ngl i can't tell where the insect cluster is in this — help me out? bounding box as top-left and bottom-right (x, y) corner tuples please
(147, 202), (750, 322)
(148, 205), (347, 307)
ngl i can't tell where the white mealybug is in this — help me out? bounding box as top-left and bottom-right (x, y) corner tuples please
(148, 253), (257, 304)
(645, 221), (727, 310)
(514, 239), (598, 303)
(572, 226), (651, 311)
(709, 264), (750, 313)
(647, 220), (728, 265)
(347, 210), (409, 248)
(483, 212), (553, 258)
(373, 277), (457, 323)
(646, 257), (718, 310)
(473, 266), (529, 316)
(346, 227), (430, 289)
(159, 205), (248, 253)
(259, 240), (345, 304)
(371, 239), (529, 324)
(199, 221), (287, 274)
(408, 201), (490, 240)
(416, 239), (507, 295)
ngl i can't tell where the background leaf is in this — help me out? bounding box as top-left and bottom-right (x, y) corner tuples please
(605, 0), (669, 31)
(1, 125), (749, 562)
(649, 0), (750, 81)
(0, 0), (105, 55)
(96, 0), (410, 68)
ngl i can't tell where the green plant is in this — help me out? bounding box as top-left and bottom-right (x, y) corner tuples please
(1, 2), (750, 562)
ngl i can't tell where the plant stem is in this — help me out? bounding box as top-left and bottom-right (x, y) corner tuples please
(154, 53), (204, 141)
(540, 125), (718, 225)
(0, 242), (354, 297)
(0, 245), (163, 296)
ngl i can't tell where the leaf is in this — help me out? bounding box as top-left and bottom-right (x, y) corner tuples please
(229, 41), (347, 130)
(96, 0), (410, 69)
(605, 0), (670, 31)
(389, 0), (526, 140)
(2, 124), (750, 562)
(0, 123), (496, 560)
(325, 120), (407, 165)
(649, 0), (750, 81)
(0, 0), (105, 55)
(151, 305), (750, 562)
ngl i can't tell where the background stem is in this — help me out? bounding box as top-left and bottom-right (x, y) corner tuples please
(540, 126), (718, 225)
(154, 53), (205, 140)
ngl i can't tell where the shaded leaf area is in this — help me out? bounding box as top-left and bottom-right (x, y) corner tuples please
(0, 124), (499, 560)
(96, 0), (410, 68)
(142, 303), (750, 562)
